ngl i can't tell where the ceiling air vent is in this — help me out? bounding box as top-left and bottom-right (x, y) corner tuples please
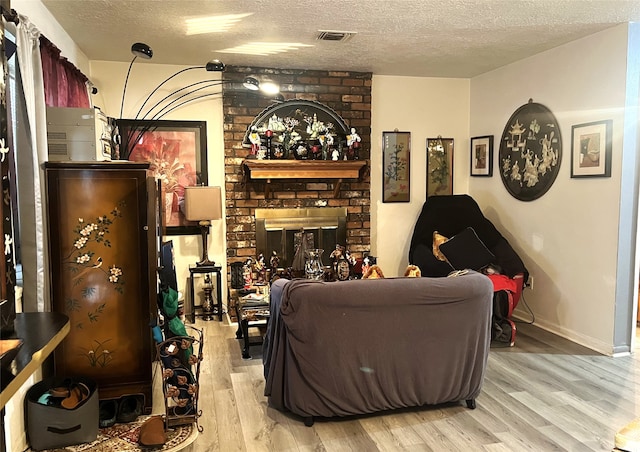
(316, 30), (356, 42)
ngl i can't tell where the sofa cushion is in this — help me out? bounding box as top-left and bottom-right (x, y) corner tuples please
(432, 231), (449, 261)
(412, 242), (453, 277)
(439, 227), (495, 271)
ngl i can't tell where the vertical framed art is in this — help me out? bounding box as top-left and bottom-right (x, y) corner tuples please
(470, 135), (493, 177)
(117, 119), (208, 235)
(570, 120), (612, 178)
(426, 136), (454, 197)
(382, 131), (410, 202)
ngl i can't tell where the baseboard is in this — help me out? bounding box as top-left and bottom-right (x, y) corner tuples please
(512, 313), (614, 356)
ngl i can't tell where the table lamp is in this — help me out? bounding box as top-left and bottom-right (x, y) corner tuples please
(184, 186), (222, 267)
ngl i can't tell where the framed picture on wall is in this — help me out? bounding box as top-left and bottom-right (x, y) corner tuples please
(426, 136), (454, 197)
(382, 131), (411, 202)
(571, 120), (612, 178)
(117, 119), (208, 235)
(470, 135), (493, 177)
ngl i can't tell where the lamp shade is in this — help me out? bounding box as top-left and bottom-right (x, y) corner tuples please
(205, 60), (225, 72)
(243, 76), (260, 91)
(184, 186), (222, 222)
(131, 42), (153, 59)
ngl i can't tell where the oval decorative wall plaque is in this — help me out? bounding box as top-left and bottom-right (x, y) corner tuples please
(498, 100), (562, 201)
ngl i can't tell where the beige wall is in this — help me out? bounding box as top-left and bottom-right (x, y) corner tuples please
(370, 76), (470, 277)
(470, 24), (634, 354)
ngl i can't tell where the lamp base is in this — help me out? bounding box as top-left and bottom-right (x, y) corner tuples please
(196, 259), (216, 267)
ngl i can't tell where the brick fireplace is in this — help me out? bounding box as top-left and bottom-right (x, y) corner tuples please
(223, 66), (372, 281)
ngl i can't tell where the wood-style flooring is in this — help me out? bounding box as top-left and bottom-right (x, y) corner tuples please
(174, 317), (638, 451)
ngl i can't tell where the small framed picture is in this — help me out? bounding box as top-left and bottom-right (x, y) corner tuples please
(571, 120), (612, 178)
(470, 135), (493, 177)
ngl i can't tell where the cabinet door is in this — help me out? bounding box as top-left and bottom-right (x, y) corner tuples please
(46, 163), (156, 407)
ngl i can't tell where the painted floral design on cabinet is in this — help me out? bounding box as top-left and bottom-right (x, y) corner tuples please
(63, 201), (127, 367)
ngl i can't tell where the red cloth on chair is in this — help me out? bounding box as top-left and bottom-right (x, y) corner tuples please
(487, 274), (518, 294)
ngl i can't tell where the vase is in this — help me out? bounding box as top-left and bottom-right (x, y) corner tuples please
(305, 249), (325, 280)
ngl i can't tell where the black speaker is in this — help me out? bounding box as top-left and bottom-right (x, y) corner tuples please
(230, 262), (244, 289)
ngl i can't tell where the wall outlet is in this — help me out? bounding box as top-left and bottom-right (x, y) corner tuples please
(528, 275), (534, 291)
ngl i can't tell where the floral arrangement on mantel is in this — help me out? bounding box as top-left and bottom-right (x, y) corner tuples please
(244, 100), (362, 161)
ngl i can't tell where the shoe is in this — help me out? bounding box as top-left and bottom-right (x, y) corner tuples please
(138, 416), (166, 447)
(117, 395), (143, 423)
(60, 382), (90, 409)
(48, 378), (74, 397)
(99, 399), (118, 428)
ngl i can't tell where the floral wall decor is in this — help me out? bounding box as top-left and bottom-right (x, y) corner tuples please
(117, 119), (208, 235)
(242, 99), (361, 160)
(382, 131), (410, 202)
(427, 136), (454, 197)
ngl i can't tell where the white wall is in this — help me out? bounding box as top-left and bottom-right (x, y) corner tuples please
(90, 60), (227, 304)
(470, 24), (633, 354)
(371, 76), (470, 277)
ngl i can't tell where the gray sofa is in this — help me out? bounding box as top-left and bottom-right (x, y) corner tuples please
(263, 271), (494, 426)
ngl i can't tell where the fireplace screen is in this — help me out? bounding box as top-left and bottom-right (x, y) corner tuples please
(255, 208), (347, 269)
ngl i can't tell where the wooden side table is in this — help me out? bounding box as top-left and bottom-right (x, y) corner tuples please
(232, 285), (270, 359)
(188, 265), (223, 322)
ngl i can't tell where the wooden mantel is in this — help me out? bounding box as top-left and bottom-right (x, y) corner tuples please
(243, 159), (367, 197)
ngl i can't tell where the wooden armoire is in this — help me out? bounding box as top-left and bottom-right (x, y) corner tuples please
(45, 162), (157, 412)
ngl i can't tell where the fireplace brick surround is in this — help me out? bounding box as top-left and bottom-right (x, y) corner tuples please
(223, 66), (372, 280)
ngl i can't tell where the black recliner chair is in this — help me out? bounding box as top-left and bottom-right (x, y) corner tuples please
(408, 194), (529, 346)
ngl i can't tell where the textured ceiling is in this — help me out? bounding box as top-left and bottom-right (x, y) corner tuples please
(41, 0), (640, 78)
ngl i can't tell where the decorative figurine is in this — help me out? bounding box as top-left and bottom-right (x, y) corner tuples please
(362, 255), (377, 277)
(319, 128), (334, 160)
(330, 244), (351, 281)
(404, 264), (422, 277)
(254, 253), (266, 283)
(345, 249), (356, 268)
(243, 257), (253, 288)
(346, 127), (361, 160)
(248, 126), (261, 157)
(269, 250), (280, 274)
(329, 244), (345, 272)
(265, 129), (273, 159)
(363, 264), (384, 279)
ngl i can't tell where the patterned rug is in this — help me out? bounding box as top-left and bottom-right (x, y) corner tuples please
(38, 416), (198, 452)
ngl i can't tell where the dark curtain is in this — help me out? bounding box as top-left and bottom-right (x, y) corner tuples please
(39, 35), (89, 108)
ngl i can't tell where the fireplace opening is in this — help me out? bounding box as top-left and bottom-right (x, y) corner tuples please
(255, 208), (347, 269)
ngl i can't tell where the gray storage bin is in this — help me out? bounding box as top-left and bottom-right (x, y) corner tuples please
(26, 376), (99, 451)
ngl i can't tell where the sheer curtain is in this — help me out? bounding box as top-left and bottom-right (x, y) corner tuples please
(15, 13), (48, 311)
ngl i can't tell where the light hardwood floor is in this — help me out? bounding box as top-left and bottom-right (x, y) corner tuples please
(175, 317), (638, 451)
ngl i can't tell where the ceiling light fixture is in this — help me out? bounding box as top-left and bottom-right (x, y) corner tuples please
(242, 76), (260, 91)
(120, 42), (154, 119)
(119, 44), (275, 157)
(130, 42), (153, 59)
